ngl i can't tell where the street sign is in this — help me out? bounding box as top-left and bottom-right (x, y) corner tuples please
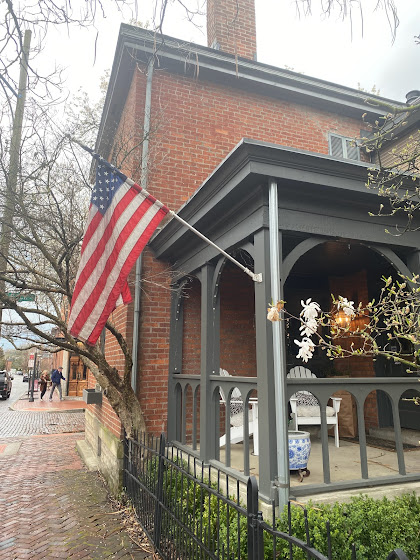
(28, 353), (34, 368)
(6, 291), (35, 302)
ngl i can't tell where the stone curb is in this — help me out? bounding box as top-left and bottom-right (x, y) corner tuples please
(76, 438), (99, 471)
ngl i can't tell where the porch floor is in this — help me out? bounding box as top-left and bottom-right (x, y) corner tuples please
(220, 432), (420, 504)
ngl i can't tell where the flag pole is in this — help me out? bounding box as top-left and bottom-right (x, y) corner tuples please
(168, 210), (262, 283)
(68, 136), (263, 283)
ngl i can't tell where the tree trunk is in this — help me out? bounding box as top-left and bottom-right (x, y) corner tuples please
(83, 357), (146, 438)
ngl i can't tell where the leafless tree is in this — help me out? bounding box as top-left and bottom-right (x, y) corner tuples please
(0, 88), (159, 436)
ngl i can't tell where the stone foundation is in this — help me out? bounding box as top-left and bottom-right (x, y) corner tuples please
(84, 409), (124, 495)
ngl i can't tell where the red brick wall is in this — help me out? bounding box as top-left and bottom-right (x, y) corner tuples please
(136, 251), (171, 434)
(182, 278), (201, 375)
(144, 69), (364, 210)
(181, 264), (256, 378)
(207, 0), (257, 60)
(220, 263), (256, 376)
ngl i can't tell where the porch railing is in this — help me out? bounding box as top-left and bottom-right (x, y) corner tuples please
(169, 373), (420, 499)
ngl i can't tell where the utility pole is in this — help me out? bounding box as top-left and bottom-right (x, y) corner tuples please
(0, 30), (31, 337)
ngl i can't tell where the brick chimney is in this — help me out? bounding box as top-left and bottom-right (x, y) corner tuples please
(207, 0), (257, 60)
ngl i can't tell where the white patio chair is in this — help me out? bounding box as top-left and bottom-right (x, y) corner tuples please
(287, 366), (342, 447)
(219, 368), (258, 453)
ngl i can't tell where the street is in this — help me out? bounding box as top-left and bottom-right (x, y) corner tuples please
(0, 373), (26, 413)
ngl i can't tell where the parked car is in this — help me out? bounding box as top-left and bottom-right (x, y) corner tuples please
(0, 371), (12, 399)
(23, 372), (29, 382)
(16, 370), (23, 376)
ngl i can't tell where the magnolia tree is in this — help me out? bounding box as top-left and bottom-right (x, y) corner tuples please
(267, 273), (420, 409)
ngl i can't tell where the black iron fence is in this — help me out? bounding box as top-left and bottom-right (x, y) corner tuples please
(123, 432), (410, 560)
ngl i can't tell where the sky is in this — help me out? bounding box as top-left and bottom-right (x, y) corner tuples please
(41, 0), (420, 104)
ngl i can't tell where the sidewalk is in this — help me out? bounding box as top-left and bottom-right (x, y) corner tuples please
(11, 392), (86, 413)
(0, 395), (154, 558)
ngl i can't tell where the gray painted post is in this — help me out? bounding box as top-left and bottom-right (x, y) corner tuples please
(212, 258), (222, 461)
(391, 396), (406, 475)
(199, 263), (218, 463)
(253, 228), (279, 501)
(319, 405), (331, 484)
(167, 286), (184, 442)
(355, 397), (369, 479)
(269, 178), (290, 509)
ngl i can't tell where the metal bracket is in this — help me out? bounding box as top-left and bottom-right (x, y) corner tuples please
(252, 272), (263, 283)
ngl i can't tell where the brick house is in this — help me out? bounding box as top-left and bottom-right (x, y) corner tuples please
(82, 0), (420, 499)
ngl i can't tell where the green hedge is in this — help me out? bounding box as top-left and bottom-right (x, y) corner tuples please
(140, 455), (420, 559)
(274, 493), (420, 560)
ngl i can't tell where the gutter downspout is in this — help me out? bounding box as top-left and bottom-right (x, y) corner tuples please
(131, 56), (154, 391)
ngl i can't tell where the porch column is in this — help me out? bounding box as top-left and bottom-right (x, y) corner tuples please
(199, 263), (218, 463)
(167, 283), (184, 442)
(268, 177), (290, 510)
(253, 228), (279, 502)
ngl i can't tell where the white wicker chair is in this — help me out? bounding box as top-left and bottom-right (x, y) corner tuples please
(287, 366), (342, 447)
(219, 368), (258, 453)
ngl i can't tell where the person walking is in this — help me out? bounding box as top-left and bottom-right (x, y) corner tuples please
(39, 370), (49, 400)
(49, 366), (65, 401)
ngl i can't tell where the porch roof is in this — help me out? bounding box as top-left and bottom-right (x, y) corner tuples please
(150, 139), (419, 272)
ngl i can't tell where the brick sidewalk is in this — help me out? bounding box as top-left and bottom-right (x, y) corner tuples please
(0, 410), (85, 437)
(12, 394), (85, 413)
(0, 433), (153, 559)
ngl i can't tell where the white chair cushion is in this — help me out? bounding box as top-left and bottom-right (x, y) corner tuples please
(296, 405), (336, 418)
(294, 391), (319, 406)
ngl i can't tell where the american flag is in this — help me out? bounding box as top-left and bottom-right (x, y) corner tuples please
(68, 157), (169, 345)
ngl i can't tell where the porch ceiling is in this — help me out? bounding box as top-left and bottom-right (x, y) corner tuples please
(150, 139), (419, 274)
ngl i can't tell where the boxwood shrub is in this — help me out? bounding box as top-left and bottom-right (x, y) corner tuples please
(140, 455), (420, 559)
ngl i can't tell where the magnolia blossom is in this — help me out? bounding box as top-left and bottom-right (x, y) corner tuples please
(299, 319), (317, 337)
(267, 306), (280, 322)
(295, 337), (315, 363)
(337, 297), (356, 317)
(300, 298), (321, 321)
(298, 298), (320, 337)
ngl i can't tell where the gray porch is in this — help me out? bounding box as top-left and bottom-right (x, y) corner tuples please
(150, 138), (420, 503)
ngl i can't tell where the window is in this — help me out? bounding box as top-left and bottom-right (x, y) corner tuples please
(329, 133), (360, 161)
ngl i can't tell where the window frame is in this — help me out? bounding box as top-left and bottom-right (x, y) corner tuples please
(328, 133), (361, 161)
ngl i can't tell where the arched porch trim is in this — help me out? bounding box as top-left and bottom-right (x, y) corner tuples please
(282, 237), (411, 283)
(282, 237), (330, 282)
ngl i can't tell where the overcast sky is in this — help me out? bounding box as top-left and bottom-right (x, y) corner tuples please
(42, 0), (420, 104)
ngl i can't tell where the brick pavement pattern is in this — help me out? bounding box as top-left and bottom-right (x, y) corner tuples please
(0, 433), (152, 559)
(0, 411), (85, 438)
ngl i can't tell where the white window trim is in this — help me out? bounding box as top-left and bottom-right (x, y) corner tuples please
(328, 133), (360, 161)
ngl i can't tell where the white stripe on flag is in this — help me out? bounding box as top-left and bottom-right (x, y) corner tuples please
(69, 193), (147, 324)
(77, 202), (163, 340)
(76, 182), (132, 277)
